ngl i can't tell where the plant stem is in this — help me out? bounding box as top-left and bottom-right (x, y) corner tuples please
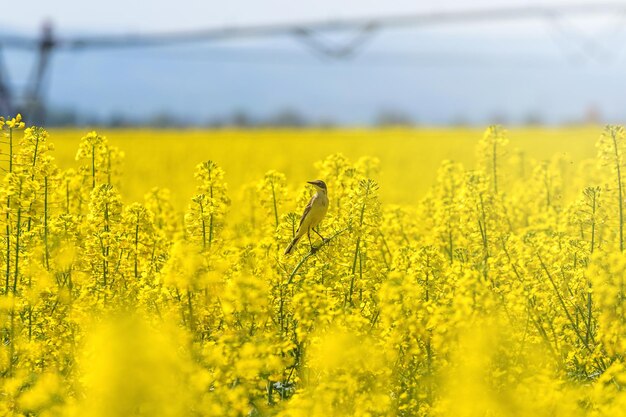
(537, 254), (605, 371)
(287, 227), (348, 285)
(5, 197), (10, 294)
(134, 218), (139, 279)
(199, 199), (206, 251)
(271, 180), (279, 229)
(591, 190), (597, 254)
(12, 205), (20, 294)
(611, 128), (624, 252)
(4, 129), (13, 294)
(209, 184), (214, 249)
(44, 176), (50, 270)
(348, 182), (371, 304)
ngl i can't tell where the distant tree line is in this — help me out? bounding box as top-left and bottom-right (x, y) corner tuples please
(40, 105), (605, 128)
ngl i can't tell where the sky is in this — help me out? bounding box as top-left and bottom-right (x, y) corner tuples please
(3, 0), (626, 125)
(13, 0), (608, 33)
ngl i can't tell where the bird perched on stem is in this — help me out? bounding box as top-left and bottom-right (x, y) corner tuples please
(284, 180), (329, 255)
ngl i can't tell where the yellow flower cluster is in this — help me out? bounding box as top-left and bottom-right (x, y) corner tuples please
(2, 119), (626, 416)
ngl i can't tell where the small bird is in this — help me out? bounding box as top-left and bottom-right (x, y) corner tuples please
(284, 180), (329, 255)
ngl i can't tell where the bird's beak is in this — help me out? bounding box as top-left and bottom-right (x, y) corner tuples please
(307, 181), (316, 186)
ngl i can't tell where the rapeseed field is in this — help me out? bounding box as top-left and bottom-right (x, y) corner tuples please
(0, 115), (624, 416)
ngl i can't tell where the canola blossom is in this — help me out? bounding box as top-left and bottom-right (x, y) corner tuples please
(0, 117), (626, 416)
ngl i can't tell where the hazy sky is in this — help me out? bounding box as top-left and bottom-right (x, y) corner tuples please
(5, 1), (626, 125)
(16, 0), (597, 33)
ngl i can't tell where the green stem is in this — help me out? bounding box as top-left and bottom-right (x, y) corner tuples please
(267, 378), (274, 406)
(209, 184), (214, 249)
(134, 218), (139, 279)
(591, 190), (597, 254)
(348, 238), (360, 305)
(4, 129), (13, 294)
(102, 203), (109, 287)
(348, 183), (370, 304)
(44, 177), (50, 270)
(30, 130), (40, 176)
(611, 129), (624, 252)
(12, 206), (20, 294)
(5, 195), (10, 294)
(199, 199), (206, 251)
(287, 227), (348, 285)
(25, 131), (41, 233)
(537, 254), (606, 371)
(271, 181), (279, 229)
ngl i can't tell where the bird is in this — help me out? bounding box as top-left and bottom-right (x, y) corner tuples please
(284, 180), (329, 255)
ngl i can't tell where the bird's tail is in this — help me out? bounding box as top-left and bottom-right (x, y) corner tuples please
(284, 236), (301, 255)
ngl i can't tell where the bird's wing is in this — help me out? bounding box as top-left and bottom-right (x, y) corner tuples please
(298, 196), (315, 228)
